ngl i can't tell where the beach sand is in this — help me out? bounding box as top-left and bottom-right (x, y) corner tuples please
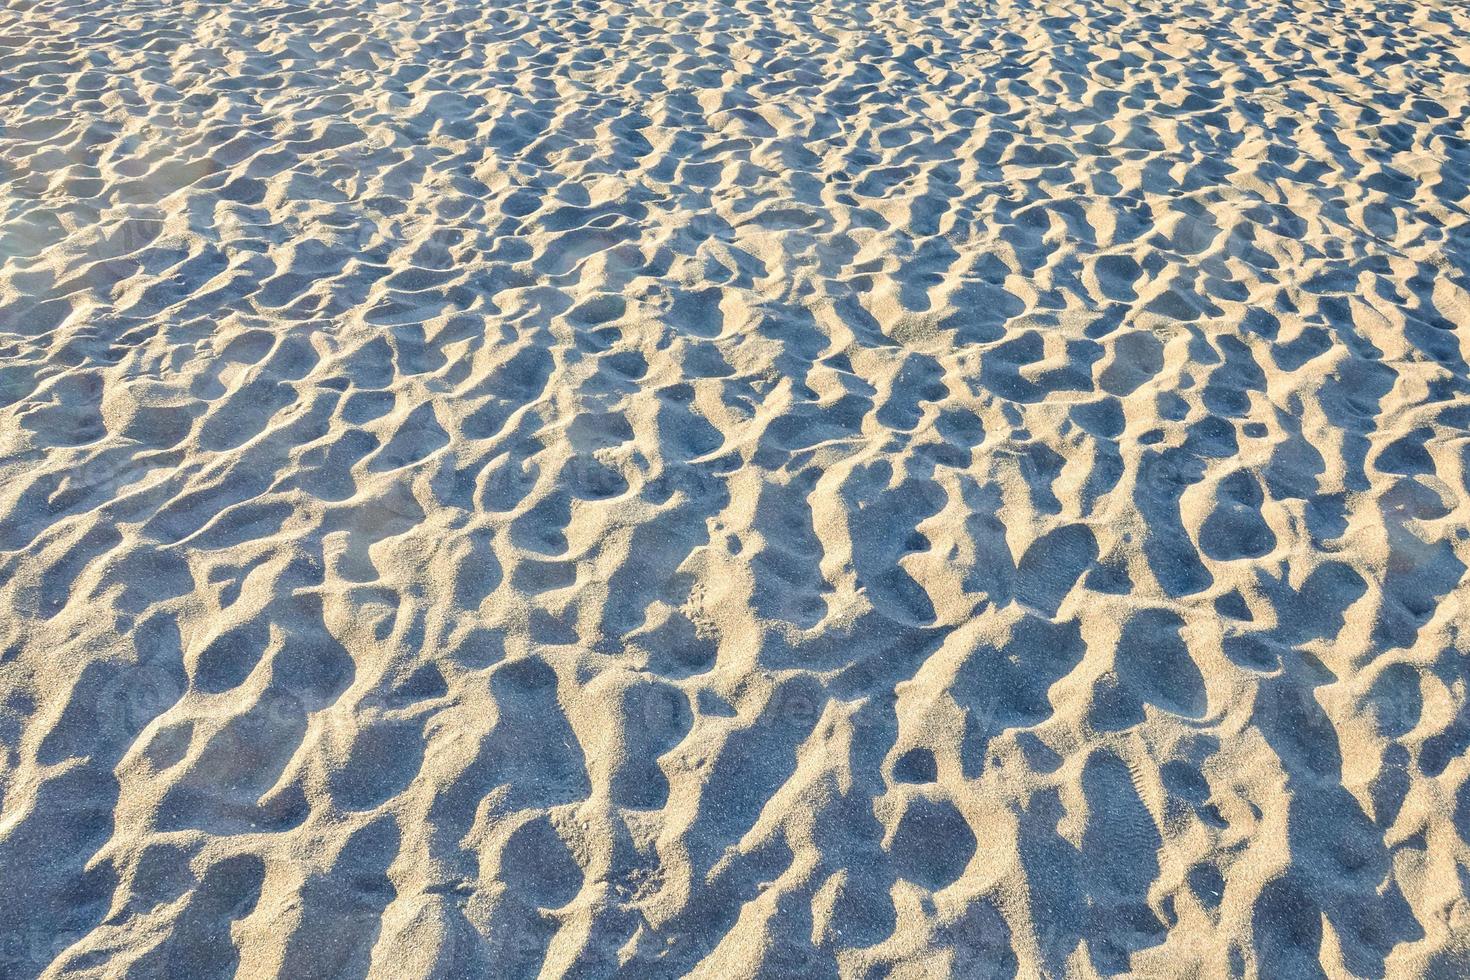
(1, 0), (1469, 974)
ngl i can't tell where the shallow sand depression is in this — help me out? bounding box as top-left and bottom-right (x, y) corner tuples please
(1, 0), (1469, 974)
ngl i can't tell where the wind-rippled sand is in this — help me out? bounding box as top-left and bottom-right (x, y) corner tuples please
(2, 0), (1469, 974)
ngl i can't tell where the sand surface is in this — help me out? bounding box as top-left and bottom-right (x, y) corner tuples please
(2, 0), (1470, 974)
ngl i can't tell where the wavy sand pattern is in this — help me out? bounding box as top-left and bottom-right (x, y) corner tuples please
(2, 0), (1470, 975)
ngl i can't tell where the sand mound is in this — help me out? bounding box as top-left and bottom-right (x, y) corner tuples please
(2, 0), (1469, 974)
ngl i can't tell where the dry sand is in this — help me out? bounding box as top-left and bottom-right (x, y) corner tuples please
(2, 0), (1470, 974)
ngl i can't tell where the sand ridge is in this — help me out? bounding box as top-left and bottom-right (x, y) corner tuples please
(1, 0), (1469, 974)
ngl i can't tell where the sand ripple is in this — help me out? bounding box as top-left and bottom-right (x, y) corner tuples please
(1, 0), (1469, 974)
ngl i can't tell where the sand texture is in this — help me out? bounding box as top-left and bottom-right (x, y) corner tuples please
(2, 0), (1470, 974)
